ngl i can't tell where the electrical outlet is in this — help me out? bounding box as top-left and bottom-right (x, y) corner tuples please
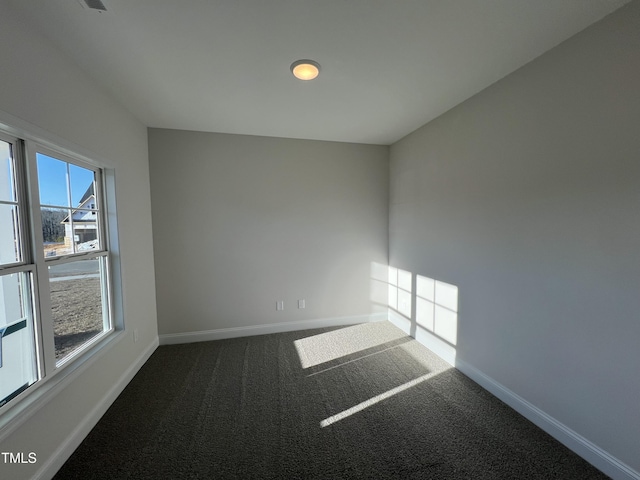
(276, 301), (284, 311)
(298, 299), (306, 309)
(133, 329), (139, 343)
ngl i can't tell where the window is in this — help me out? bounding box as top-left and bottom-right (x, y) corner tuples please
(0, 131), (114, 410)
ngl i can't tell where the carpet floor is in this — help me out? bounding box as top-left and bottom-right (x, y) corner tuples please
(54, 322), (610, 479)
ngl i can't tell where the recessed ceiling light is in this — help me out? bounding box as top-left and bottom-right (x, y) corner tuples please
(290, 59), (321, 81)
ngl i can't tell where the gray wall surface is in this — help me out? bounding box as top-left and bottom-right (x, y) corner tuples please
(149, 129), (389, 336)
(0, 4), (158, 479)
(389, 2), (640, 472)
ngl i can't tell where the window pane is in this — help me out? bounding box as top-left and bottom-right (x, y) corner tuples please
(49, 257), (109, 361)
(37, 153), (69, 207)
(0, 272), (38, 407)
(0, 140), (16, 202)
(0, 140), (21, 265)
(0, 204), (21, 265)
(42, 207), (101, 257)
(38, 155), (101, 257)
(73, 210), (100, 251)
(69, 164), (96, 208)
(42, 207), (73, 257)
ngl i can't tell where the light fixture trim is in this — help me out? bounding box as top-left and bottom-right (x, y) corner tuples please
(290, 59), (321, 80)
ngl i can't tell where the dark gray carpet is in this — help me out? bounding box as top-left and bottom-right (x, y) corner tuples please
(54, 322), (610, 479)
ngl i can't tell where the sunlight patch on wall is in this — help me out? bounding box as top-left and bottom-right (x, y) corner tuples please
(416, 276), (458, 346)
(388, 267), (412, 311)
(369, 262), (390, 314)
(379, 264), (459, 365)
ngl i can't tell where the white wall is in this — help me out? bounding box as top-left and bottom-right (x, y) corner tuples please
(389, 2), (640, 476)
(149, 129), (388, 339)
(0, 5), (158, 479)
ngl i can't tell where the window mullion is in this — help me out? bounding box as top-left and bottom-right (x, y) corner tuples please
(65, 162), (76, 255)
(95, 173), (106, 251)
(13, 139), (48, 384)
(24, 140), (57, 377)
(96, 171), (115, 338)
(13, 140), (32, 265)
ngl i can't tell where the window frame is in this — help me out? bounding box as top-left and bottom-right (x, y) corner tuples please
(0, 131), (29, 270)
(0, 133), (42, 407)
(0, 127), (118, 416)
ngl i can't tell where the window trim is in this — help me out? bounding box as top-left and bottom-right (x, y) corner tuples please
(0, 122), (123, 423)
(28, 142), (115, 371)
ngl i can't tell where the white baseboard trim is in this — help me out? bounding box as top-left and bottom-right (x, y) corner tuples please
(159, 312), (387, 345)
(387, 308), (412, 335)
(385, 307), (639, 480)
(388, 309), (457, 366)
(455, 358), (640, 480)
(34, 338), (159, 480)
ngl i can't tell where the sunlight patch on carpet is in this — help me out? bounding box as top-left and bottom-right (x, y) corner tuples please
(320, 371), (440, 427)
(294, 322), (406, 369)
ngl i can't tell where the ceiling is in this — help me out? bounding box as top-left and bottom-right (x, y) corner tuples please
(6, 0), (632, 145)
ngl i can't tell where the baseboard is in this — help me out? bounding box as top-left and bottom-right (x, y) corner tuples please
(388, 309), (457, 366)
(385, 306), (639, 480)
(34, 338), (159, 480)
(159, 312), (387, 345)
(455, 358), (640, 480)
